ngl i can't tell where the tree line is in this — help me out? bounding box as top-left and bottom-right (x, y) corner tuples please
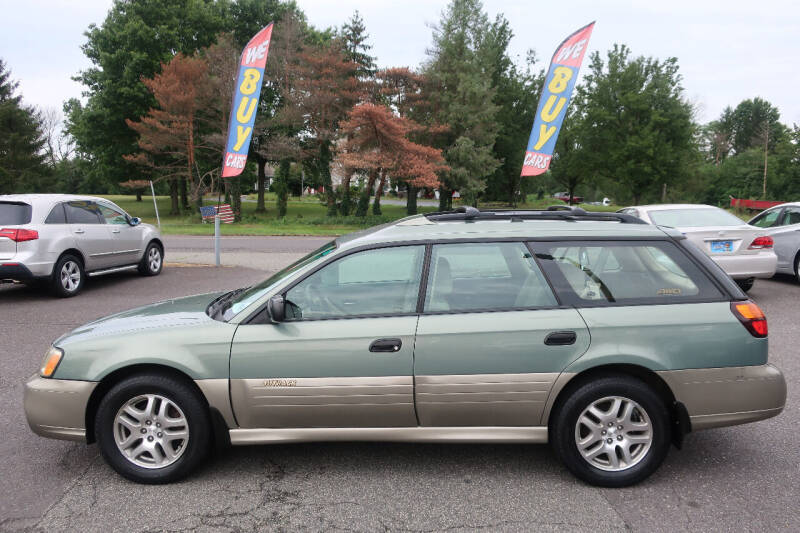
(1, 0), (797, 217)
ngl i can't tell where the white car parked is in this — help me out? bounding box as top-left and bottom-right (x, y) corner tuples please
(0, 194), (163, 297)
(617, 204), (777, 292)
(748, 202), (800, 283)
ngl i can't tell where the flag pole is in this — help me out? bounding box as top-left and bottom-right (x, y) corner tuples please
(215, 182), (222, 267)
(149, 180), (161, 229)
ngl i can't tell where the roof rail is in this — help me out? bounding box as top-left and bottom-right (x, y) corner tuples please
(424, 207), (647, 224)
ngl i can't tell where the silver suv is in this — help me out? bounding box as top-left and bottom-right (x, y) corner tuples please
(0, 194), (164, 297)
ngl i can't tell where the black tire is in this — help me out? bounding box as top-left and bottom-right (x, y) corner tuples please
(95, 373), (210, 484)
(550, 375), (671, 487)
(735, 278), (755, 292)
(794, 254), (800, 284)
(138, 241), (163, 276)
(51, 254), (85, 297)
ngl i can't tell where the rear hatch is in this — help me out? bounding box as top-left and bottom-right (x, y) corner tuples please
(679, 225), (764, 257)
(0, 202), (33, 259)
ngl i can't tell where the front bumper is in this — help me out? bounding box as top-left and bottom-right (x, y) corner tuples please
(711, 251), (777, 279)
(24, 375), (96, 442)
(658, 364), (786, 431)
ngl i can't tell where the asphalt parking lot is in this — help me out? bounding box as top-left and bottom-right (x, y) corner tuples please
(0, 236), (797, 532)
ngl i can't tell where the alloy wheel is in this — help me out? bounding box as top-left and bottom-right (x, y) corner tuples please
(574, 395), (653, 472)
(114, 394), (189, 469)
(60, 261), (81, 292)
(148, 247), (162, 273)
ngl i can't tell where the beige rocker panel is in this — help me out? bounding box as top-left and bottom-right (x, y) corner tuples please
(415, 373), (560, 426)
(230, 376), (417, 428)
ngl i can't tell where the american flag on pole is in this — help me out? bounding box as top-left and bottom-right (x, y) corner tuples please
(199, 204), (235, 224)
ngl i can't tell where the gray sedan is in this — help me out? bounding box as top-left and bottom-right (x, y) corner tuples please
(748, 202), (800, 283)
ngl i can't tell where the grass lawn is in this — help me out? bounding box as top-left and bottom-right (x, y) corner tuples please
(100, 194), (621, 236)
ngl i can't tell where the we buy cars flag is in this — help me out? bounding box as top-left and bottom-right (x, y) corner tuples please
(520, 22), (595, 177)
(221, 24), (273, 178)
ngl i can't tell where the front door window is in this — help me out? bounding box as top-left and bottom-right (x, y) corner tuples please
(285, 245), (425, 319)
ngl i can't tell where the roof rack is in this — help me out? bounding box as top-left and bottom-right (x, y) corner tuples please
(423, 205), (647, 224)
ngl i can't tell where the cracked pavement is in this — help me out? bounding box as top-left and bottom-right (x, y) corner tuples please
(1, 236), (798, 532)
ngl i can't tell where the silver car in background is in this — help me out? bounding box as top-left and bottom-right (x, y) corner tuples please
(618, 204), (777, 292)
(0, 194), (164, 297)
(748, 202), (800, 283)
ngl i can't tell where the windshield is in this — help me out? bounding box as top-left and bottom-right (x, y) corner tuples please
(223, 240), (336, 319)
(649, 208), (744, 228)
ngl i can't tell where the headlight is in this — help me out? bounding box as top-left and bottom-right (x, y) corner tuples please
(40, 346), (64, 378)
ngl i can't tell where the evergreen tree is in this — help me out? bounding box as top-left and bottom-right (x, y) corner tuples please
(424, 0), (500, 209)
(0, 59), (48, 193)
(341, 11), (377, 79)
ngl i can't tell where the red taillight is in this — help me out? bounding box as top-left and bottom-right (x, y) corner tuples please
(0, 228), (38, 242)
(731, 300), (768, 338)
(749, 236), (773, 249)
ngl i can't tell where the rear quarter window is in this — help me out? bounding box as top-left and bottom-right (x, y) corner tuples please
(0, 202), (32, 225)
(531, 240), (724, 306)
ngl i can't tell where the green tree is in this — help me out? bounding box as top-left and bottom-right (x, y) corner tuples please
(0, 59), (48, 193)
(576, 44), (696, 204)
(424, 0), (500, 209)
(66, 0), (229, 195)
(341, 11), (376, 80)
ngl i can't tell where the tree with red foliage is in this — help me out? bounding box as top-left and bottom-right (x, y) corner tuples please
(337, 103), (446, 216)
(125, 53), (213, 215)
(290, 41), (363, 216)
(376, 68), (449, 214)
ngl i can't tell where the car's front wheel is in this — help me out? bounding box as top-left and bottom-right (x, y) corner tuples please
(551, 375), (671, 487)
(138, 242), (163, 276)
(735, 278), (755, 292)
(95, 373), (210, 484)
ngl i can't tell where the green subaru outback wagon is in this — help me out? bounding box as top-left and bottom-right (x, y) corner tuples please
(24, 207), (786, 487)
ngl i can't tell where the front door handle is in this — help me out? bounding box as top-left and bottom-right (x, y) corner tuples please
(544, 331), (577, 346)
(111, 229), (120, 234)
(369, 338), (402, 353)
(74, 228), (85, 234)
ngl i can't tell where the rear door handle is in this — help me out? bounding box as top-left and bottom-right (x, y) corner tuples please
(369, 338), (402, 353)
(74, 229), (84, 234)
(544, 331), (577, 346)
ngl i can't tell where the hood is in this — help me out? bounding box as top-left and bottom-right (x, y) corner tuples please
(56, 292), (224, 346)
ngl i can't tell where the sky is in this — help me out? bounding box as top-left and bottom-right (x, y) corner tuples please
(1, 0), (799, 128)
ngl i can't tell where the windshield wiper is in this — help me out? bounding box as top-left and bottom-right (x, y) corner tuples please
(207, 287), (248, 320)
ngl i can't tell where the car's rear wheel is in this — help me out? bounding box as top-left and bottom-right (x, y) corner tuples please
(51, 254), (84, 297)
(551, 375), (670, 487)
(95, 373), (210, 484)
(735, 278), (754, 292)
(138, 242), (163, 276)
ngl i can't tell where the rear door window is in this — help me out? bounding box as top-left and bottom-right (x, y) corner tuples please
(424, 242), (557, 312)
(65, 201), (103, 224)
(0, 202), (32, 225)
(781, 207), (800, 226)
(530, 241), (723, 305)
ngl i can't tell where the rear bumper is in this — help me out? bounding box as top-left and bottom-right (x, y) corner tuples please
(0, 262), (35, 281)
(24, 375), (96, 442)
(658, 364), (786, 431)
(711, 251), (777, 279)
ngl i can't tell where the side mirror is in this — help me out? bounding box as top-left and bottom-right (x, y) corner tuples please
(128, 216), (141, 227)
(268, 295), (285, 323)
